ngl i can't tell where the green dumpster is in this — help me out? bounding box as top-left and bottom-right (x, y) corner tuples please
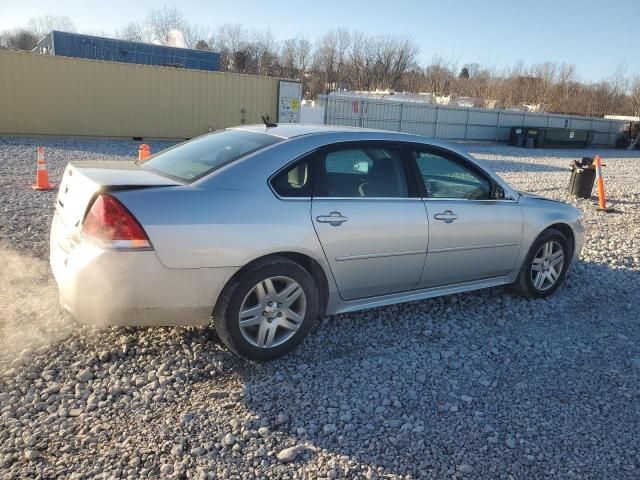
(508, 126), (594, 148)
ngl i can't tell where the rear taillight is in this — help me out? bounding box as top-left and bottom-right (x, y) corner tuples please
(82, 194), (151, 249)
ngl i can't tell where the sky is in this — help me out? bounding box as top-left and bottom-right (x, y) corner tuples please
(0, 0), (637, 82)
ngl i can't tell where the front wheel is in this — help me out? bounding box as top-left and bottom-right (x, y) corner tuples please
(212, 257), (319, 361)
(511, 229), (570, 299)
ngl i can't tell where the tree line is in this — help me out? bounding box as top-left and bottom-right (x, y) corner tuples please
(1, 9), (638, 117)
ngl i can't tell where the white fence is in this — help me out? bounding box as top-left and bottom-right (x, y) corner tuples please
(317, 95), (628, 146)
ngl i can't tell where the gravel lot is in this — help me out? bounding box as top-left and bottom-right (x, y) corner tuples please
(1, 136), (639, 479)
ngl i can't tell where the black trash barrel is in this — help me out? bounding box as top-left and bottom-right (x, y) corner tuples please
(567, 157), (596, 198)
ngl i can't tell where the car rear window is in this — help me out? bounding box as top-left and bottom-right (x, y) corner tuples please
(140, 129), (282, 182)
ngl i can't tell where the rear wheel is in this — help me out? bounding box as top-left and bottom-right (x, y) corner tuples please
(511, 229), (570, 299)
(212, 257), (319, 361)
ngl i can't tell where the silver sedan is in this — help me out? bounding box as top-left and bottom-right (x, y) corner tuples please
(50, 125), (584, 360)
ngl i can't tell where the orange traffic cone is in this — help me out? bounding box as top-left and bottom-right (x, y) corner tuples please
(32, 146), (55, 191)
(594, 155), (613, 213)
(138, 144), (151, 162)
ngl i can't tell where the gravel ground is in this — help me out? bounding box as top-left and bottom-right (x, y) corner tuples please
(1, 136), (639, 479)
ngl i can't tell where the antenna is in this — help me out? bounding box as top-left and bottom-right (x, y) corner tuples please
(261, 115), (278, 128)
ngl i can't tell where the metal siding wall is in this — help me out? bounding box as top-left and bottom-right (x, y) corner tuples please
(320, 95), (626, 146)
(437, 108), (467, 125)
(327, 97), (359, 122)
(403, 121), (436, 137)
(365, 101), (401, 121)
(547, 117), (567, 128)
(571, 118), (592, 129)
(52, 31), (220, 71)
(592, 119), (613, 131)
(466, 125), (497, 140)
(438, 124), (466, 139)
(468, 110), (498, 126)
(402, 105), (437, 123)
(592, 133), (610, 144)
(524, 115), (547, 127)
(499, 112), (527, 127)
(0, 50), (279, 138)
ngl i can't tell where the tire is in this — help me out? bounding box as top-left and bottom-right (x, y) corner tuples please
(510, 228), (571, 299)
(212, 257), (319, 361)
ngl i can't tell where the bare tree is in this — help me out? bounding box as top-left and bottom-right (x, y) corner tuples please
(115, 23), (146, 42)
(145, 7), (185, 45)
(459, 63), (480, 79)
(529, 62), (556, 109)
(553, 63), (577, 113)
(604, 62), (629, 114)
(0, 29), (38, 51)
(279, 37), (310, 79)
(211, 24), (259, 74)
(631, 76), (640, 116)
(389, 37), (420, 89)
(422, 56), (455, 95)
(114, 8), (207, 48)
(467, 67), (497, 107)
(347, 31), (371, 90)
(295, 37), (312, 74)
(333, 29), (352, 88)
(279, 38), (297, 78)
(254, 29), (279, 76)
(27, 15), (76, 39)
(313, 30), (340, 93)
(144, 7), (208, 48)
(195, 40), (211, 51)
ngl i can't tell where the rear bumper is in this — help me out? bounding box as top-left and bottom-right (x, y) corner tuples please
(50, 219), (238, 327)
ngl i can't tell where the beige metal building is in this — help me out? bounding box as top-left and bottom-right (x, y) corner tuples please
(0, 50), (281, 139)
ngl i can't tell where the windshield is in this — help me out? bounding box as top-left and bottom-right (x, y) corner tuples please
(140, 129), (282, 182)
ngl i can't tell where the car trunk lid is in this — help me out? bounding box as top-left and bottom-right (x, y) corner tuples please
(54, 161), (180, 244)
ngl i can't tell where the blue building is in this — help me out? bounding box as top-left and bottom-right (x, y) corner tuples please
(32, 31), (220, 72)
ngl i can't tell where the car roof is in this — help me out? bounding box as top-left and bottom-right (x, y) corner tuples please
(231, 123), (377, 139)
(230, 123), (459, 150)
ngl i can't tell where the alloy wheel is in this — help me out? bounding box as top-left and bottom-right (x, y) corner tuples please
(530, 240), (565, 291)
(238, 276), (307, 348)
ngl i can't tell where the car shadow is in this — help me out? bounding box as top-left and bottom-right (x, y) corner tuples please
(8, 260), (638, 478)
(607, 197), (640, 207)
(230, 260), (639, 478)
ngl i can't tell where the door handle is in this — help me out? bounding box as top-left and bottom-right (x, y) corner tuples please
(434, 210), (458, 223)
(316, 211), (348, 226)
